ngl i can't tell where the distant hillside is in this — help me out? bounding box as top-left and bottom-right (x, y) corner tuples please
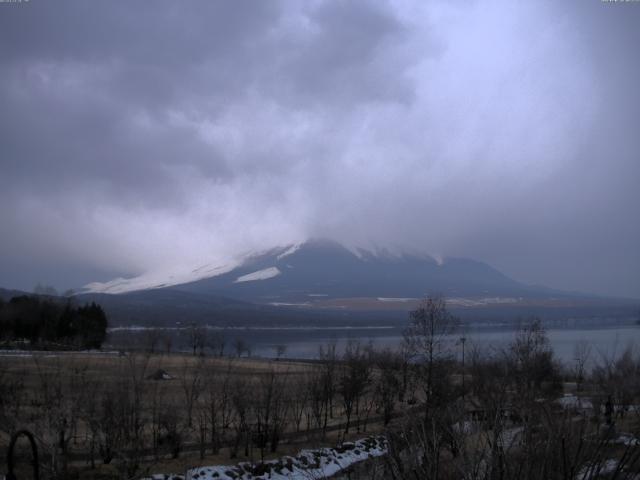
(0, 287), (31, 301)
(3, 284), (638, 329)
(75, 288), (405, 328)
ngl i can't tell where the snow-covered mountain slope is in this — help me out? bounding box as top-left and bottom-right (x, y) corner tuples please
(82, 244), (301, 294)
(83, 262), (239, 294)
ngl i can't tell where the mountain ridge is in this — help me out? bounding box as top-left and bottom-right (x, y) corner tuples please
(81, 238), (595, 302)
(171, 238), (571, 302)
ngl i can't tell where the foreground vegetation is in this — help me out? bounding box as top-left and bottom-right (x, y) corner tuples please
(2, 297), (640, 479)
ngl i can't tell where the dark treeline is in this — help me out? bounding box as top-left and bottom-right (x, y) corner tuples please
(0, 295), (107, 349)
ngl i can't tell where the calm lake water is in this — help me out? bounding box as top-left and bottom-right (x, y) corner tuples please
(106, 323), (640, 368)
(245, 325), (640, 366)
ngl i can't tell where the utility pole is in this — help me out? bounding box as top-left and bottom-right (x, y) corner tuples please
(460, 336), (467, 403)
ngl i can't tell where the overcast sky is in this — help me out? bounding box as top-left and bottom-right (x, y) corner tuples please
(0, 0), (639, 297)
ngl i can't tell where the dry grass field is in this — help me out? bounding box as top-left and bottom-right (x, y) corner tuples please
(0, 349), (396, 479)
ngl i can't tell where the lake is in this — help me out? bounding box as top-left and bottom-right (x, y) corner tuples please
(108, 323), (640, 367)
(245, 324), (640, 366)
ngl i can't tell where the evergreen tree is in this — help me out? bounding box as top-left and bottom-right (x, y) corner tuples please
(0, 295), (108, 349)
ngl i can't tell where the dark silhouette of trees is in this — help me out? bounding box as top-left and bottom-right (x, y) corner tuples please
(76, 302), (108, 348)
(0, 295), (108, 349)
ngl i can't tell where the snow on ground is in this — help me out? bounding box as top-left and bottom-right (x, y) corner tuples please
(557, 394), (593, 411)
(498, 427), (523, 450)
(374, 297), (522, 307)
(268, 302), (311, 307)
(235, 267), (281, 283)
(144, 437), (387, 480)
(576, 459), (619, 479)
(0, 349), (120, 358)
(452, 421), (478, 434)
(612, 433), (640, 446)
(446, 297), (520, 307)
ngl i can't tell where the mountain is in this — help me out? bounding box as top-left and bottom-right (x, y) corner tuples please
(74, 239), (640, 326)
(3, 240), (638, 327)
(166, 239), (556, 303)
(84, 238), (579, 303)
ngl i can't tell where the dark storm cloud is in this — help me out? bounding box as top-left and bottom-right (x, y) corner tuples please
(0, 0), (638, 297)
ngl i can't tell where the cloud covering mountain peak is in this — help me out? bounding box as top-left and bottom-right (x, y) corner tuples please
(0, 1), (638, 297)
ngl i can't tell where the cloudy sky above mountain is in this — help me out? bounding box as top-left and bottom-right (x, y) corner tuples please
(0, 0), (638, 297)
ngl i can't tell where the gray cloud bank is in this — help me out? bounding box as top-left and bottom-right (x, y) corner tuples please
(0, 0), (638, 297)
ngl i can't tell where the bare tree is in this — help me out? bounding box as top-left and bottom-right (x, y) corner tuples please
(593, 345), (640, 421)
(573, 340), (592, 392)
(308, 367), (328, 434)
(144, 328), (163, 354)
(234, 338), (250, 358)
(203, 359), (234, 455)
(180, 356), (204, 428)
(105, 353), (151, 478)
(0, 358), (25, 437)
(273, 344), (287, 360)
(80, 376), (104, 469)
(148, 373), (168, 460)
(373, 349), (401, 426)
(208, 330), (226, 357)
(187, 324), (207, 356)
(229, 377), (250, 459)
(162, 330), (173, 354)
(31, 357), (75, 478)
(251, 368), (289, 460)
(288, 373), (310, 433)
(158, 401), (184, 459)
(338, 341), (371, 434)
(508, 319), (561, 403)
(404, 295), (457, 415)
(317, 342), (338, 435)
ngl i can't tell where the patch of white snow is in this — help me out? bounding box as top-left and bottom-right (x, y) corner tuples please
(83, 262), (238, 294)
(181, 436), (387, 480)
(234, 267), (281, 283)
(576, 459), (619, 479)
(377, 297), (417, 303)
(276, 244), (301, 260)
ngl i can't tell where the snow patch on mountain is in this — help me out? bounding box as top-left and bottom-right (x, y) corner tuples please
(344, 241), (438, 263)
(235, 267), (281, 283)
(276, 243), (301, 260)
(83, 262), (238, 294)
(377, 297), (418, 302)
(446, 297), (520, 306)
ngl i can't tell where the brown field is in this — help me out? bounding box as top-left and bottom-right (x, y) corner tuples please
(0, 350), (397, 479)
